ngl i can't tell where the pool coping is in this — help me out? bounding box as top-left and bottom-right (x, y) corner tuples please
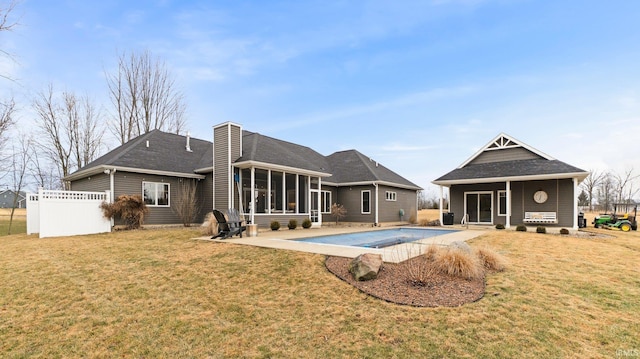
(195, 227), (485, 263)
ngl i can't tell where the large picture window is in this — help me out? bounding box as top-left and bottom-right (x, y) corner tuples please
(361, 190), (371, 214)
(143, 182), (169, 207)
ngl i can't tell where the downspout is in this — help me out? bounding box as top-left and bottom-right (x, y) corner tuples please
(109, 168), (116, 203)
(374, 182), (379, 226)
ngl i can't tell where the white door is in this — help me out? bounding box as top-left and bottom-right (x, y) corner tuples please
(310, 190), (321, 227)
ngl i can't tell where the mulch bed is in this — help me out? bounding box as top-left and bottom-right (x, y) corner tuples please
(325, 256), (485, 307)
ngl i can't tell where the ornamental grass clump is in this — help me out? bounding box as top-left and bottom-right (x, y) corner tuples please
(432, 246), (484, 280)
(475, 247), (506, 272)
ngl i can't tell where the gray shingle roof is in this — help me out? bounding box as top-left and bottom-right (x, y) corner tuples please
(326, 150), (421, 189)
(69, 129), (421, 190)
(236, 131), (332, 174)
(69, 130), (213, 176)
(434, 158), (588, 183)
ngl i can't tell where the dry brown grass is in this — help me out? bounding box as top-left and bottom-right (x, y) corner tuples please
(1, 226), (639, 357)
(475, 246), (507, 272)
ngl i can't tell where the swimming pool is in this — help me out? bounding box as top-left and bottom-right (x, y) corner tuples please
(298, 228), (457, 249)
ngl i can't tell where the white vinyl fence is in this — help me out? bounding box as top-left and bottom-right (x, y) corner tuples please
(27, 189), (112, 238)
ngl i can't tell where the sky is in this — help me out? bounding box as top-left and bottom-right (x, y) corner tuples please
(3, 0), (640, 194)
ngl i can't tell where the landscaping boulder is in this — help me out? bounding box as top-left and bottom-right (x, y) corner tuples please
(450, 241), (471, 253)
(349, 253), (383, 281)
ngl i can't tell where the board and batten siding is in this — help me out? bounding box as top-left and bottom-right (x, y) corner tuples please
(468, 147), (541, 165)
(213, 123), (242, 211)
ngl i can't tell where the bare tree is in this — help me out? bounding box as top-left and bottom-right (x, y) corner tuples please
(0, 0), (20, 81)
(596, 173), (615, 213)
(173, 179), (199, 226)
(612, 168), (639, 204)
(33, 85), (104, 188)
(330, 203), (347, 225)
(106, 49), (187, 144)
(0, 97), (16, 184)
(580, 169), (605, 212)
(6, 132), (32, 235)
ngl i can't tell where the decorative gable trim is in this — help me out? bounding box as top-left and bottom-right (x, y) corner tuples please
(458, 133), (555, 168)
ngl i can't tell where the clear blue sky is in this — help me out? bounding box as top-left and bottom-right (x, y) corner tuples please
(3, 0), (640, 194)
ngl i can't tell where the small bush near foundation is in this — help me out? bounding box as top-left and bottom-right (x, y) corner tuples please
(516, 224), (527, 232)
(475, 247), (506, 272)
(302, 218), (312, 229)
(288, 219), (298, 230)
(536, 226), (546, 234)
(495, 223), (505, 230)
(270, 221), (280, 231)
(419, 218), (441, 227)
(560, 228), (570, 235)
(432, 247), (483, 280)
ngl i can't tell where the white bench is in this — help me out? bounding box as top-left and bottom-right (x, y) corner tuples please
(523, 211), (557, 224)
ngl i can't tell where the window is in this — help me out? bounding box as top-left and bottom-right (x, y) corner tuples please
(143, 182), (170, 207)
(361, 190), (371, 214)
(385, 191), (397, 201)
(498, 190), (507, 216)
(321, 190), (331, 213)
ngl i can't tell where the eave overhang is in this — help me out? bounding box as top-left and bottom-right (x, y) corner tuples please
(64, 165), (207, 182)
(323, 180), (423, 191)
(232, 160), (332, 178)
(432, 171), (590, 187)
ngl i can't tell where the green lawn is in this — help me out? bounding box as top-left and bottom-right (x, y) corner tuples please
(1, 227), (639, 358)
(0, 217), (26, 236)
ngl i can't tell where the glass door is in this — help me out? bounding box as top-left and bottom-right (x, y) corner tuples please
(310, 190), (321, 226)
(465, 192), (493, 224)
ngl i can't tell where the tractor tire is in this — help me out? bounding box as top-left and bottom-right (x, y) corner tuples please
(620, 223), (632, 232)
(594, 222), (599, 228)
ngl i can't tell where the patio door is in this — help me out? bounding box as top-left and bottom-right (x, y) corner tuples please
(310, 190), (321, 227)
(465, 192), (493, 224)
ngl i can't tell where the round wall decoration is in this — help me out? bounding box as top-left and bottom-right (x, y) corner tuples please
(533, 190), (548, 204)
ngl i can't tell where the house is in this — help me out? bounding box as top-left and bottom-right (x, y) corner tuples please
(432, 133), (589, 229)
(65, 122), (422, 227)
(0, 189), (26, 208)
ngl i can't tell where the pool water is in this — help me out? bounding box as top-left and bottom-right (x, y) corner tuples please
(298, 228), (457, 249)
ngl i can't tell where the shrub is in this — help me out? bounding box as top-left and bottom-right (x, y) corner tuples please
(432, 247), (483, 280)
(536, 226), (546, 234)
(516, 224), (527, 232)
(495, 223), (505, 230)
(331, 203), (347, 225)
(408, 207), (417, 224)
(401, 244), (438, 287)
(100, 194), (148, 230)
(302, 218), (312, 229)
(560, 228), (570, 235)
(475, 247), (506, 272)
(270, 221), (280, 231)
(419, 218), (441, 227)
(287, 219), (297, 230)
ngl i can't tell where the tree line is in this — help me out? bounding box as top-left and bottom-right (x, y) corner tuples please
(579, 169), (639, 212)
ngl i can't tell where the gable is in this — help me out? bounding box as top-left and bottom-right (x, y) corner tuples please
(459, 133), (553, 168)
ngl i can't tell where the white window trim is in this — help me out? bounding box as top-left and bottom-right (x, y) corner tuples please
(321, 190), (331, 214)
(142, 181), (170, 207)
(498, 190), (507, 217)
(361, 190), (371, 214)
(385, 191), (397, 201)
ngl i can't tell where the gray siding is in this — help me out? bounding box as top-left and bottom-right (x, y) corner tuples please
(469, 147), (542, 165)
(450, 179), (576, 227)
(214, 123), (242, 211)
(376, 185), (417, 222)
(198, 172), (214, 222)
(252, 214), (309, 229)
(334, 185), (376, 223)
(70, 173), (110, 192)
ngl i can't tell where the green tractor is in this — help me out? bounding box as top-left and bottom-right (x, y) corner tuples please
(593, 203), (638, 232)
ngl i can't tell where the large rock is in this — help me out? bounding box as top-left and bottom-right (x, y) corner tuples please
(450, 241), (471, 253)
(349, 253), (383, 281)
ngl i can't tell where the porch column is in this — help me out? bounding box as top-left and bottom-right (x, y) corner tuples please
(505, 181), (511, 229)
(439, 185), (444, 226)
(250, 167), (255, 224)
(573, 178), (578, 230)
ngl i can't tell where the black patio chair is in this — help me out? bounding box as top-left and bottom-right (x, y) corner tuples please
(227, 208), (247, 235)
(211, 209), (243, 239)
